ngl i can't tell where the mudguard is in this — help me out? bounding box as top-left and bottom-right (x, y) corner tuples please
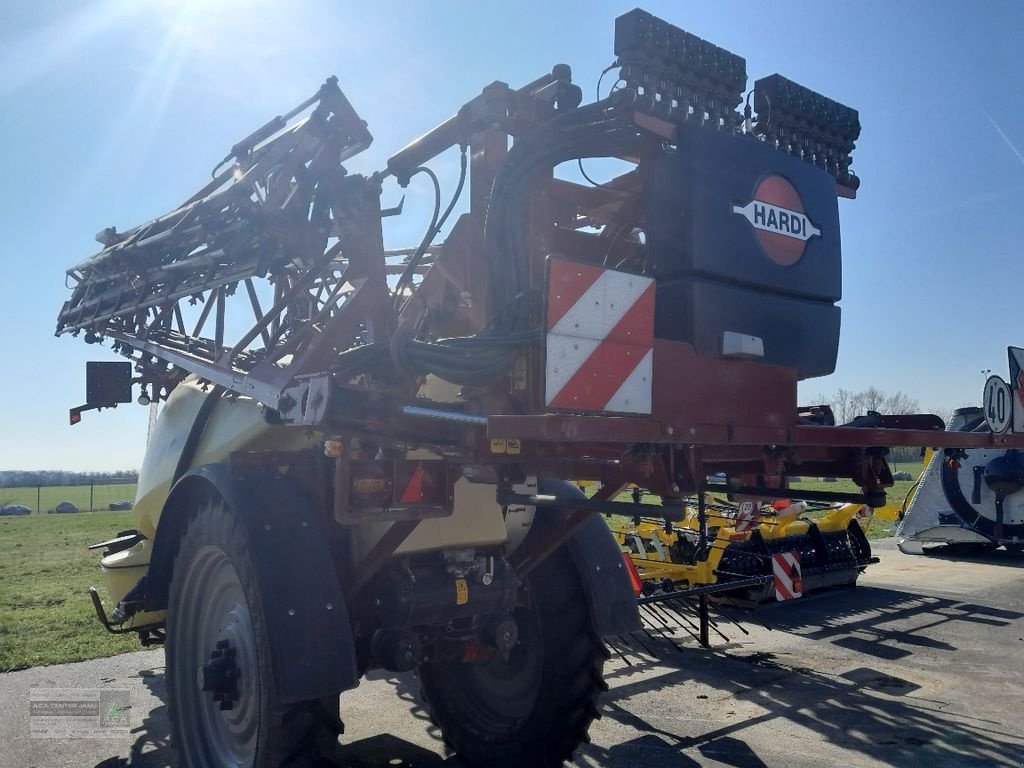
(537, 480), (642, 638)
(146, 463), (359, 703)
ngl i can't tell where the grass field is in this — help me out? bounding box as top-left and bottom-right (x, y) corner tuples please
(604, 461), (921, 539)
(0, 463), (923, 671)
(0, 510), (141, 671)
(0, 483), (136, 513)
(790, 461), (921, 539)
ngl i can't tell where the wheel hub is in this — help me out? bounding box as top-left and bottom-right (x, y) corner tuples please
(198, 638), (241, 710)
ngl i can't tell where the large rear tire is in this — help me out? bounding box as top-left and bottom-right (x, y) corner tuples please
(419, 554), (607, 767)
(165, 500), (340, 768)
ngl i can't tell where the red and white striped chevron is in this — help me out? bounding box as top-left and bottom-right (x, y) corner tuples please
(544, 258), (655, 414)
(772, 551), (803, 601)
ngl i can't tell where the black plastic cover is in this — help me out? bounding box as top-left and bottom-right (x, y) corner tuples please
(647, 123), (842, 302)
(146, 465), (360, 702)
(536, 480), (642, 639)
(655, 278), (840, 379)
(86, 361), (132, 406)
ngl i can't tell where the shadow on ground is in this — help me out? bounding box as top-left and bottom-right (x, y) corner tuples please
(572, 584), (1024, 767)
(95, 667), (171, 768)
(91, 666), (463, 768)
(916, 546), (1024, 569)
(757, 584), (1023, 659)
(92, 585), (1023, 768)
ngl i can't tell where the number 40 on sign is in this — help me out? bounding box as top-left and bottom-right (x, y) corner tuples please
(984, 347), (1024, 435)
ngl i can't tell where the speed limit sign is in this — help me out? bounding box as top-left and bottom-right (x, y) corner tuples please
(983, 375), (1012, 434)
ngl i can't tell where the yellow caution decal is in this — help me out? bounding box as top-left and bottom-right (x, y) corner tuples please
(455, 578), (469, 606)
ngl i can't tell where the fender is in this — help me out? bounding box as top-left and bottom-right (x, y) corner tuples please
(146, 463), (359, 702)
(536, 479), (641, 638)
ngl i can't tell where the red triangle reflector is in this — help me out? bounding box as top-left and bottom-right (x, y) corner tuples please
(622, 552), (643, 597)
(399, 462), (424, 504)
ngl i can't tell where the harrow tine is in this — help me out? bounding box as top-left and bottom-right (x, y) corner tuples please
(638, 605), (686, 652)
(621, 628), (659, 658)
(709, 600), (753, 636)
(606, 637), (633, 667)
(678, 599), (731, 643)
(651, 608), (701, 645)
(644, 602), (693, 646)
(662, 599), (702, 633)
(640, 602), (675, 630)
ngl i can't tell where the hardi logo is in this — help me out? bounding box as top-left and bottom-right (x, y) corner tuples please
(732, 175), (820, 266)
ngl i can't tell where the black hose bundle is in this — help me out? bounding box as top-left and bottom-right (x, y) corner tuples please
(393, 146), (469, 310)
(331, 330), (540, 387)
(483, 90), (642, 332)
(332, 91), (643, 388)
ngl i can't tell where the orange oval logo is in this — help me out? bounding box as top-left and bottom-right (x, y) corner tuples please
(732, 175), (821, 266)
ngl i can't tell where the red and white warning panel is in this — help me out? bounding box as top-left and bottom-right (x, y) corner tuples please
(1009, 346), (1024, 433)
(772, 551), (803, 601)
(544, 258), (655, 414)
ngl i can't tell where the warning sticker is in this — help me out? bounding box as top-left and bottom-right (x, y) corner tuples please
(772, 551), (803, 601)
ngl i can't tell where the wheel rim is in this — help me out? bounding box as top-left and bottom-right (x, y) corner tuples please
(172, 545), (261, 767)
(453, 600), (545, 730)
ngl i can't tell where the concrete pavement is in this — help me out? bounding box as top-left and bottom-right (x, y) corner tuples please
(1, 538), (1022, 767)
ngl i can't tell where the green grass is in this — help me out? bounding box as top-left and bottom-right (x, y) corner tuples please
(0, 465), (924, 671)
(602, 461), (923, 540)
(791, 461), (920, 539)
(0, 482), (136, 513)
(0, 510), (141, 671)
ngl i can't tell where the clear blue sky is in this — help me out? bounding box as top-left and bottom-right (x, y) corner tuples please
(2, 0), (1022, 471)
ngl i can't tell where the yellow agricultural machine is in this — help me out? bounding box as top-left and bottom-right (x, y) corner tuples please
(612, 491), (901, 604)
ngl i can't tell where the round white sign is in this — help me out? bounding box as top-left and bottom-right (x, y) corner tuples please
(983, 375), (1012, 434)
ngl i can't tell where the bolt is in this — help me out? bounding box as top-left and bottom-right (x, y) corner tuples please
(326, 602), (333, 611)
(287, 608), (295, 616)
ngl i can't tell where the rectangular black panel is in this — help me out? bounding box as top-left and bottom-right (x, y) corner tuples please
(85, 361), (132, 406)
(655, 278), (841, 379)
(647, 122), (842, 303)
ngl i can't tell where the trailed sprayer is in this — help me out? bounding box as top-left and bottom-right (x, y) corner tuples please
(58, 10), (1024, 766)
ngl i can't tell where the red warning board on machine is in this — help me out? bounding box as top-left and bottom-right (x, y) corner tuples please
(544, 258), (655, 414)
(772, 551), (803, 601)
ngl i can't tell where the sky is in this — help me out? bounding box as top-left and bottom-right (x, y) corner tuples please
(1, 0), (1022, 471)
